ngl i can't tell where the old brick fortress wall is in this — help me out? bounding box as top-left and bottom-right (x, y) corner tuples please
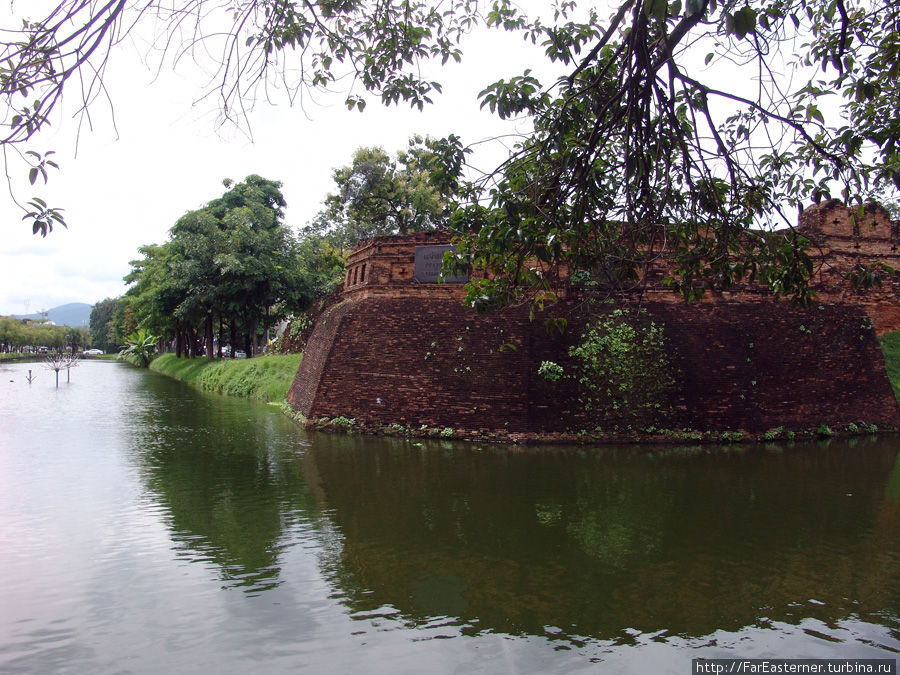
(798, 199), (900, 335)
(287, 206), (900, 436)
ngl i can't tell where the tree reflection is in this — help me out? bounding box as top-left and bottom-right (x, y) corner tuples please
(126, 377), (900, 643)
(130, 378), (321, 593)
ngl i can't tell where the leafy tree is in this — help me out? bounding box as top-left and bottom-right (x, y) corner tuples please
(89, 297), (121, 353)
(292, 232), (349, 306)
(314, 135), (466, 244)
(0, 316), (17, 352)
(168, 208), (226, 359)
(203, 175), (300, 357)
(3, 0), (900, 308)
(120, 243), (184, 354)
(122, 176), (301, 359)
(64, 325), (87, 355)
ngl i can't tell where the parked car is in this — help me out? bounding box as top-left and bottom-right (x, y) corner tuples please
(83, 349), (103, 356)
(234, 350), (247, 358)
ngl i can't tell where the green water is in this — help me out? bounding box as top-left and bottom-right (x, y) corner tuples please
(1, 360), (898, 673)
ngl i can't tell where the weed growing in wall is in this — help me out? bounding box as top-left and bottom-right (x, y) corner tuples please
(290, 314), (313, 340)
(568, 308), (675, 424)
(537, 360), (564, 382)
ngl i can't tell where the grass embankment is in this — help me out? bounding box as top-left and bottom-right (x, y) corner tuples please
(150, 353), (302, 402)
(879, 331), (900, 403)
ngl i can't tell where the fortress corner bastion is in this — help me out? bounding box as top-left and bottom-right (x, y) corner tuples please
(287, 208), (900, 441)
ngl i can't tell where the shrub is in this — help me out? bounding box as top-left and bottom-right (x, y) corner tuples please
(569, 308), (674, 422)
(537, 360), (564, 382)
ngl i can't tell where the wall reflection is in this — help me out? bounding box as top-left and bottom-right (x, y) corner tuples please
(303, 435), (900, 640)
(128, 376), (900, 643)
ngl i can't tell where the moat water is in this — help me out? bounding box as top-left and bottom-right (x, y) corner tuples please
(1, 360), (899, 673)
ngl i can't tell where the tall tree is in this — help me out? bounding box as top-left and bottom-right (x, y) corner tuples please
(121, 243), (184, 354)
(314, 135), (466, 244)
(122, 176), (300, 359)
(207, 176), (298, 357)
(64, 325), (87, 355)
(89, 297), (120, 353)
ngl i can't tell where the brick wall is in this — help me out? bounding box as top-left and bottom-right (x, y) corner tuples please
(288, 296), (900, 434)
(289, 297), (533, 430)
(287, 205), (900, 436)
(798, 199), (900, 334)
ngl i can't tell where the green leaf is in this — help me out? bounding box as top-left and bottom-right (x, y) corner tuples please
(643, 0), (666, 21)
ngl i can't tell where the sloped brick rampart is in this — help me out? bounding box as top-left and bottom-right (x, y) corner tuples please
(798, 200), (900, 334)
(289, 297), (533, 430)
(287, 203), (900, 436)
(288, 297), (900, 434)
(287, 299), (353, 416)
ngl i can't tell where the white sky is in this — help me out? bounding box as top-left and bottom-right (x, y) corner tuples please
(0, 2), (559, 317)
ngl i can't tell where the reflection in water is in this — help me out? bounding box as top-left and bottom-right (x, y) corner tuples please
(7, 360), (896, 672)
(129, 371), (323, 594)
(299, 435), (900, 646)
(124, 370), (900, 655)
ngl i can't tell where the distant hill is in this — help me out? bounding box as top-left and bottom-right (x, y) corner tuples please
(13, 302), (93, 327)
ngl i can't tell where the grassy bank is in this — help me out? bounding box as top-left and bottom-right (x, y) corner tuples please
(150, 353), (302, 402)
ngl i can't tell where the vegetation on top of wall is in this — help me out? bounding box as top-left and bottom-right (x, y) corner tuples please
(150, 353), (302, 402)
(879, 331), (900, 404)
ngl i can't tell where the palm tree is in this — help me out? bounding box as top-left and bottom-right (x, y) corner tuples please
(118, 330), (158, 368)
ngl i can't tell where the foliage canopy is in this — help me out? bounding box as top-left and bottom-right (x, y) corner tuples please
(2, 0), (899, 306)
(122, 175), (302, 358)
(311, 134), (467, 243)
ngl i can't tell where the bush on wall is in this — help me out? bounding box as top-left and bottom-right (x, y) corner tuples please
(569, 308), (675, 424)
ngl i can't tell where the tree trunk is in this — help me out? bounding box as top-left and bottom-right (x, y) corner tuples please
(217, 315), (224, 358)
(230, 320), (237, 358)
(205, 313), (214, 360)
(186, 325), (196, 358)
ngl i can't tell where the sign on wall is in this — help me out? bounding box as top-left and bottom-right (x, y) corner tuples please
(413, 245), (469, 284)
